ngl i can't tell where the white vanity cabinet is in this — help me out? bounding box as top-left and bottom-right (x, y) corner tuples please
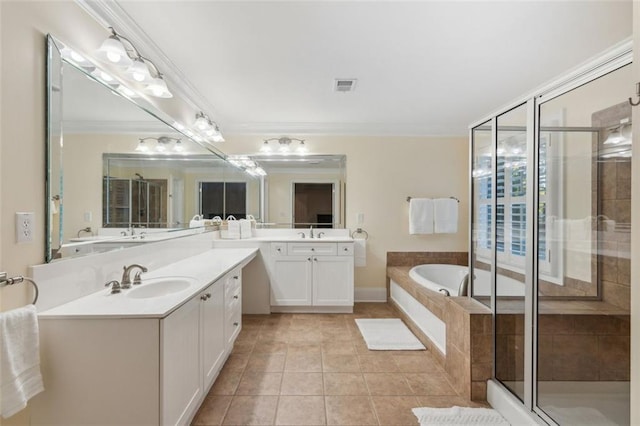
(269, 242), (354, 311)
(33, 267), (244, 426)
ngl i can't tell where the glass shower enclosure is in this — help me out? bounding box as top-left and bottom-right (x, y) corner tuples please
(470, 45), (632, 425)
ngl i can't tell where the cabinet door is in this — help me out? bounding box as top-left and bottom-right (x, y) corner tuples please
(161, 296), (202, 426)
(202, 282), (226, 392)
(271, 256), (313, 305)
(312, 256), (354, 306)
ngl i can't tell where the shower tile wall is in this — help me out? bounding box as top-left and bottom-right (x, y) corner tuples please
(594, 101), (632, 310)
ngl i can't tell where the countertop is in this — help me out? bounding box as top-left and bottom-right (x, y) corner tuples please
(38, 248), (258, 320)
(215, 236), (354, 243)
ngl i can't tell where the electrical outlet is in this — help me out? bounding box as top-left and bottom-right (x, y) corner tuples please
(357, 213), (365, 225)
(84, 211), (92, 222)
(16, 212), (34, 243)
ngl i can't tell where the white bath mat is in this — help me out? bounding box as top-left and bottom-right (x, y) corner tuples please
(412, 406), (510, 426)
(355, 318), (425, 350)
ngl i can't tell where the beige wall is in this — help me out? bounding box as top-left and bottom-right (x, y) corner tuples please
(221, 135), (470, 289)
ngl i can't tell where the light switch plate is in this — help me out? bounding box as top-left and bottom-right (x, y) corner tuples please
(16, 212), (34, 243)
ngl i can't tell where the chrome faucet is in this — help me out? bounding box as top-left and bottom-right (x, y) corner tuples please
(121, 264), (148, 289)
(297, 232), (306, 239)
(309, 225), (314, 239)
(317, 232), (325, 239)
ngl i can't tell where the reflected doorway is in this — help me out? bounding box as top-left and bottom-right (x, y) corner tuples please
(293, 182), (334, 228)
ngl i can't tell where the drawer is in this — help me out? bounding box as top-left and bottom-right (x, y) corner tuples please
(337, 243), (354, 256)
(287, 243), (337, 256)
(224, 274), (241, 300)
(271, 242), (287, 256)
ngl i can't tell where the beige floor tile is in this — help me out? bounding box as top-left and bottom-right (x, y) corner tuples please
(321, 328), (354, 342)
(371, 396), (420, 425)
(192, 395), (232, 425)
(358, 355), (400, 373)
(324, 396), (378, 425)
(280, 372), (324, 395)
(222, 395), (278, 425)
(284, 352), (323, 372)
(322, 341), (356, 355)
(236, 372), (283, 395)
(322, 354), (361, 372)
(405, 373), (457, 396)
(393, 354), (442, 373)
(323, 373), (369, 395)
(246, 353), (286, 372)
(210, 370), (243, 396)
(258, 330), (291, 342)
(275, 396), (326, 425)
(254, 341), (289, 354)
(364, 373), (413, 395)
(287, 342), (322, 354)
(231, 341), (255, 355)
(223, 354), (250, 372)
(236, 329), (260, 342)
(288, 330), (323, 342)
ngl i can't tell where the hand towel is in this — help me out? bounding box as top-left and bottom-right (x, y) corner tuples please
(354, 239), (367, 267)
(409, 198), (434, 234)
(226, 218), (240, 239)
(434, 198), (458, 233)
(1, 304), (44, 418)
(239, 219), (252, 239)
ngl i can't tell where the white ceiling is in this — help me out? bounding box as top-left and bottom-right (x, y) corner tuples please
(116, 1), (632, 137)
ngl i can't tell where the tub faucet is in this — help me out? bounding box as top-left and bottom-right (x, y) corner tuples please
(121, 264), (148, 289)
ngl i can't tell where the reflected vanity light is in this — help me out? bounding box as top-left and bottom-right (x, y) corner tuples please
(604, 118), (632, 145)
(262, 137), (307, 155)
(137, 136), (183, 154)
(228, 155), (267, 176)
(193, 112), (225, 142)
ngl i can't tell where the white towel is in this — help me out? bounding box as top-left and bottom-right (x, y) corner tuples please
(409, 198), (434, 234)
(239, 219), (252, 239)
(434, 198), (458, 233)
(354, 239), (366, 267)
(226, 219), (241, 239)
(1, 305), (44, 418)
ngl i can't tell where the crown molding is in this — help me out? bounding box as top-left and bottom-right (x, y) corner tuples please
(75, 0), (222, 124)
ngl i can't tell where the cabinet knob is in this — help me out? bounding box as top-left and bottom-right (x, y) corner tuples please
(233, 295), (239, 299)
(314, 257), (318, 261)
(311, 248), (315, 251)
(233, 276), (239, 280)
(307, 257), (311, 261)
(343, 247), (348, 251)
(233, 322), (239, 327)
(277, 248), (281, 252)
(206, 293), (212, 299)
(200, 295), (208, 301)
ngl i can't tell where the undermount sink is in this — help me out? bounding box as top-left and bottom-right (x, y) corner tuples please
(126, 277), (196, 299)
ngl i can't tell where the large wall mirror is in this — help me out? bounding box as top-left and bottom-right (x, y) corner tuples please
(247, 154), (346, 228)
(46, 35), (260, 262)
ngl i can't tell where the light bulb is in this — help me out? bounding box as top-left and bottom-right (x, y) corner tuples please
(96, 34), (132, 67)
(296, 141), (308, 154)
(195, 113), (210, 130)
(126, 57), (151, 82)
(174, 140), (184, 152)
(107, 51), (121, 63)
(135, 140), (149, 152)
(279, 144), (290, 153)
(260, 142), (272, 153)
(143, 76), (172, 98)
(156, 142), (166, 152)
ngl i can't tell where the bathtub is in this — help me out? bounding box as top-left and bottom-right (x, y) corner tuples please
(409, 264), (469, 296)
(409, 264), (525, 297)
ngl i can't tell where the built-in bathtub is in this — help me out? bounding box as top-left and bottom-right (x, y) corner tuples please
(409, 264), (469, 296)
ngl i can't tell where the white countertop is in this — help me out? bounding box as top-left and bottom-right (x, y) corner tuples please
(216, 236), (354, 243)
(38, 248), (257, 320)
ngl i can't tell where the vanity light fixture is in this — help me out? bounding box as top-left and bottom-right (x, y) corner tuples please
(193, 112), (225, 142)
(604, 118), (632, 145)
(262, 137), (307, 155)
(96, 26), (172, 98)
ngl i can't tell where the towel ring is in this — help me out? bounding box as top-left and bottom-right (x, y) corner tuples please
(0, 275), (39, 305)
(351, 228), (369, 240)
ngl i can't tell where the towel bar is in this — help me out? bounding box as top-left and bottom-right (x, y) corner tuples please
(0, 273), (39, 305)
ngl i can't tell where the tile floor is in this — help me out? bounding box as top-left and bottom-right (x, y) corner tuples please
(192, 303), (485, 425)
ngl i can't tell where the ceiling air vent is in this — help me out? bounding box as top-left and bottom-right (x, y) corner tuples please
(334, 78), (357, 93)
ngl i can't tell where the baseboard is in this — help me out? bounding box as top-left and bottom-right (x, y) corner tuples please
(354, 287), (387, 302)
